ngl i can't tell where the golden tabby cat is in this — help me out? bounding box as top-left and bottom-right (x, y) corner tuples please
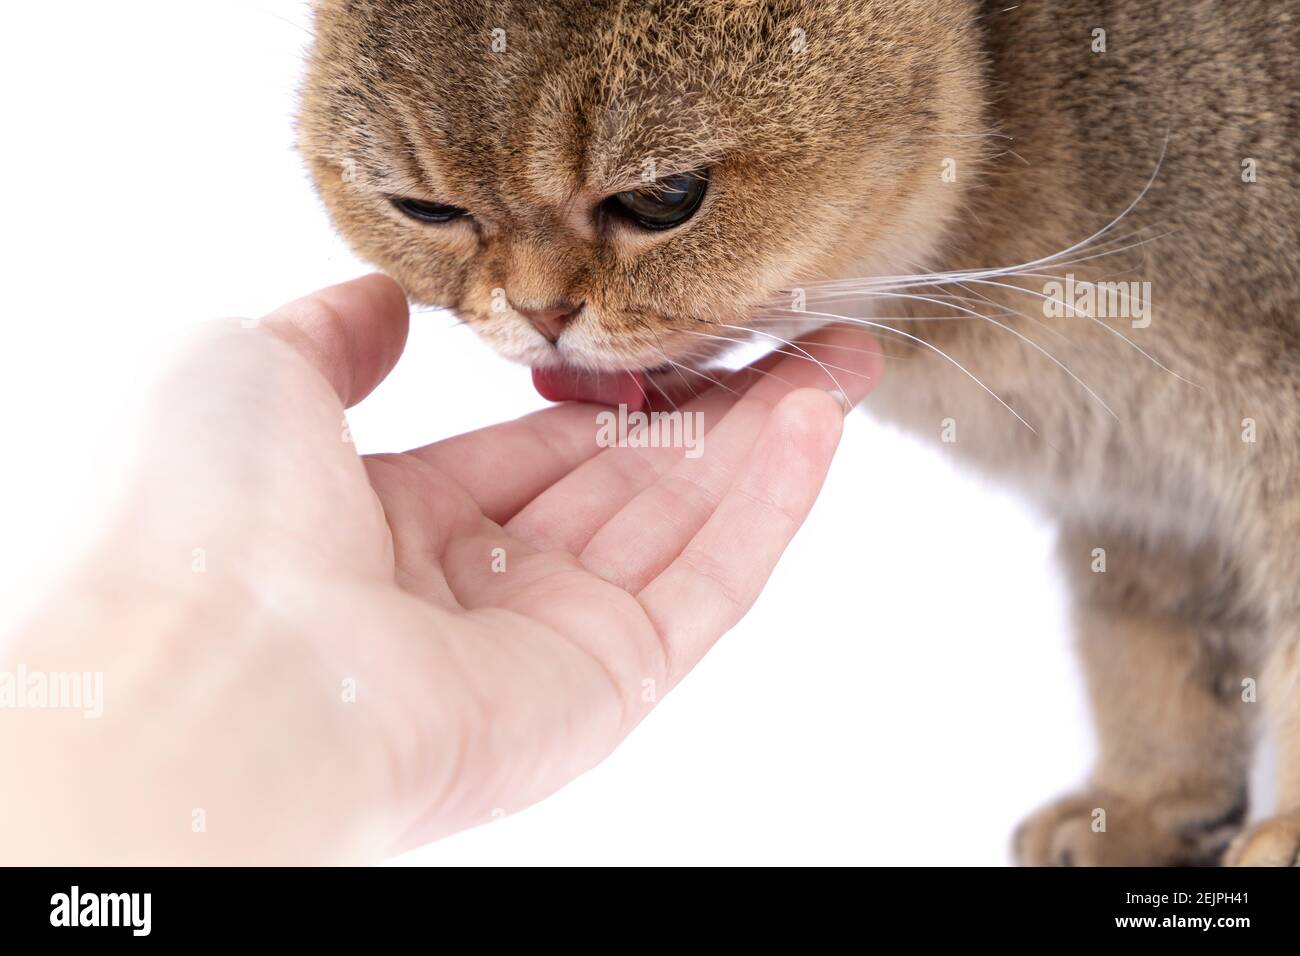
(297, 0), (1300, 865)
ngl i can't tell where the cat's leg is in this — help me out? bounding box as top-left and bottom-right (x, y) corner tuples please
(1223, 637), (1300, 865)
(1220, 500), (1300, 865)
(1015, 529), (1257, 866)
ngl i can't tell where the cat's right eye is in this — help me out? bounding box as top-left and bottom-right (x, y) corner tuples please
(390, 196), (467, 224)
(606, 170), (709, 231)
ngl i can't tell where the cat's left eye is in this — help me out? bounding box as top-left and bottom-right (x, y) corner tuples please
(391, 196), (467, 224)
(607, 170), (709, 231)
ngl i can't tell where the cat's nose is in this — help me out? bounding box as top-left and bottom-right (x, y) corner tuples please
(513, 300), (582, 345)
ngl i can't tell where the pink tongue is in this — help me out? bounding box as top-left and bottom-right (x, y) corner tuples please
(532, 367), (646, 411)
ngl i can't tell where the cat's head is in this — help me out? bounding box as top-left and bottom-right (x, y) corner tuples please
(298, 0), (984, 377)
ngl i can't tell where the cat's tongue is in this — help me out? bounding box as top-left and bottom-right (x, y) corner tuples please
(532, 367), (646, 411)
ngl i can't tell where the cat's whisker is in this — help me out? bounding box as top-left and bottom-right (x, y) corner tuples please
(799, 287), (1024, 311)
(806, 282), (1092, 371)
(829, 294), (1119, 420)
(627, 365), (664, 411)
(932, 129), (1028, 164)
(892, 254), (1078, 348)
(822, 228), (1167, 311)
(947, 276), (1203, 390)
(754, 299), (1115, 421)
(683, 330), (877, 381)
(978, 229), (1172, 284)
(797, 301), (1113, 423)
(717, 323), (849, 398)
(641, 373), (682, 412)
(649, 328), (699, 402)
(1033, 133), (1170, 267)
(738, 315), (933, 356)
(823, 138), (1168, 295)
(799, 289), (1022, 318)
(788, 219), (1168, 298)
(772, 223), (1195, 392)
(664, 358), (743, 398)
(765, 335), (894, 360)
(724, 360), (802, 393)
(766, 308), (1043, 439)
(685, 321), (903, 358)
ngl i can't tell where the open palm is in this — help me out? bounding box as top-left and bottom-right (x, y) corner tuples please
(116, 275), (880, 858)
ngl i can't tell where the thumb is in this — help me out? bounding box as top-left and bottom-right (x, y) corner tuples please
(257, 273), (410, 409)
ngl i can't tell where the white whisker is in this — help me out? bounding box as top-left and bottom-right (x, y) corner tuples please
(770, 308), (1043, 439)
(684, 330), (877, 381)
(665, 359), (743, 398)
(949, 276), (1202, 390)
(717, 323), (849, 397)
(642, 372), (680, 411)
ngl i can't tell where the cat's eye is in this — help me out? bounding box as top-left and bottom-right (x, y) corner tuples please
(391, 196), (467, 224)
(607, 170), (709, 231)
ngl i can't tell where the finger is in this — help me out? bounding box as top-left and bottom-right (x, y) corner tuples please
(506, 324), (881, 555)
(641, 322), (885, 412)
(403, 342), (803, 527)
(504, 387), (739, 552)
(578, 330), (878, 592)
(391, 342), (809, 531)
(257, 273), (410, 408)
(403, 402), (619, 525)
(636, 388), (845, 685)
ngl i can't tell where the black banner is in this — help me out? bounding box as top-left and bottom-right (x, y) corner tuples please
(0, 865), (1289, 942)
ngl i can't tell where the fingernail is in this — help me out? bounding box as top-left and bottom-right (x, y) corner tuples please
(824, 388), (853, 416)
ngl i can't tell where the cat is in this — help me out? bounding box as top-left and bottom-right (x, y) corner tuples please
(297, 0), (1300, 866)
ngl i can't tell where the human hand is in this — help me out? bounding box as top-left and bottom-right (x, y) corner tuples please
(0, 275), (880, 863)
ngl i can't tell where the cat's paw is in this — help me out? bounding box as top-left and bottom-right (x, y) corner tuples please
(1013, 792), (1239, 866)
(1223, 814), (1300, 866)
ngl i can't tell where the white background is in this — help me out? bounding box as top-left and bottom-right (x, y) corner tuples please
(0, 1), (1092, 864)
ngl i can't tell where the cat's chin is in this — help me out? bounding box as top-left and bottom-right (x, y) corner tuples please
(531, 366), (647, 410)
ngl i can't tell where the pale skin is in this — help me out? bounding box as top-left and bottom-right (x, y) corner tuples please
(0, 275), (880, 864)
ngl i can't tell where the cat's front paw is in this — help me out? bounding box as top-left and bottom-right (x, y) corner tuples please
(1223, 814), (1300, 866)
(1013, 791), (1238, 866)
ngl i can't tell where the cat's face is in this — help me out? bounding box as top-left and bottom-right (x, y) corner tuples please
(299, 0), (982, 375)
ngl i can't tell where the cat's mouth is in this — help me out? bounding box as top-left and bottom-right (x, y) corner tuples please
(524, 320), (753, 410)
(532, 365), (648, 410)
